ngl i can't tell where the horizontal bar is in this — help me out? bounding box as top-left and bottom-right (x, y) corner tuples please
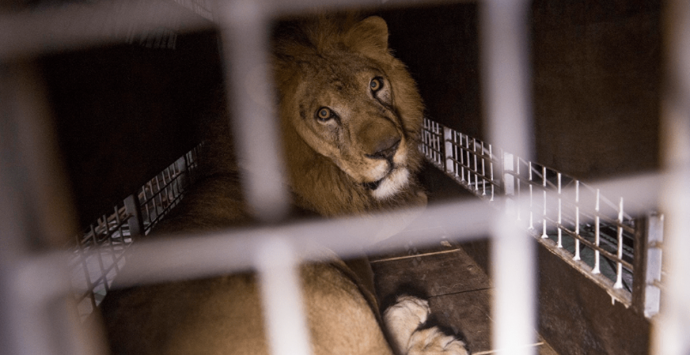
(0, 0), (477, 60)
(0, 0), (214, 60)
(69, 198), (494, 288)
(517, 172), (660, 221)
(56, 172), (661, 294)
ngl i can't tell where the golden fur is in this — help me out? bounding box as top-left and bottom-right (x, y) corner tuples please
(273, 15), (427, 216)
(99, 16), (467, 355)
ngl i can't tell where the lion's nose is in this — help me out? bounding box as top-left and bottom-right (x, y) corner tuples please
(366, 137), (401, 160)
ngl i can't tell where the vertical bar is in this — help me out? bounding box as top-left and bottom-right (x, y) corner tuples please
(482, 0), (535, 353)
(613, 198), (624, 289)
(123, 194), (144, 240)
(573, 181), (581, 261)
(481, 141), (487, 196)
(644, 213), (663, 318)
(515, 157), (520, 218)
(460, 134), (466, 182)
(436, 123), (445, 166)
(217, 0), (289, 223)
(109, 205), (122, 275)
(656, 0), (690, 352)
(557, 172), (562, 248)
(541, 167), (548, 239)
(0, 62), (89, 355)
(632, 213), (664, 318)
(89, 223), (109, 293)
(593, 189), (601, 274)
(255, 237), (312, 355)
(503, 153), (515, 197)
(528, 162), (534, 230)
(154, 176), (164, 217)
(76, 234), (98, 311)
(420, 120), (425, 155)
(444, 126), (454, 175)
(466, 136), (472, 183)
(473, 138), (479, 191)
(489, 144), (495, 200)
(455, 132), (461, 179)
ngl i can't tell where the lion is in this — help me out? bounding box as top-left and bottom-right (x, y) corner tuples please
(98, 15), (468, 355)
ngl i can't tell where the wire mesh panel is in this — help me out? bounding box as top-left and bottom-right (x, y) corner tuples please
(421, 118), (661, 309)
(69, 202), (131, 319)
(422, 118), (501, 201)
(67, 145), (201, 319)
(138, 146), (201, 234)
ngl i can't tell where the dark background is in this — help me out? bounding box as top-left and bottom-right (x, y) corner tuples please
(379, 0), (661, 181)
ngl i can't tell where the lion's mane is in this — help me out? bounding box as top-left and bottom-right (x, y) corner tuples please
(272, 15), (427, 217)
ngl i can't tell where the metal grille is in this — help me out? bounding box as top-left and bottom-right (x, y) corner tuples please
(138, 147), (201, 234)
(420, 118), (661, 308)
(69, 202), (131, 319)
(68, 144), (201, 319)
(0, 1), (688, 355)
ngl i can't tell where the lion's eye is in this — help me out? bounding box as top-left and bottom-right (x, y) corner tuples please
(316, 107), (334, 122)
(370, 77), (383, 92)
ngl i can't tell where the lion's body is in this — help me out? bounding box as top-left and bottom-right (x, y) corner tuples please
(99, 15), (467, 355)
(102, 263), (392, 355)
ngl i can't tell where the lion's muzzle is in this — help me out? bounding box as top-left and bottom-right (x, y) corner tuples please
(365, 137), (401, 161)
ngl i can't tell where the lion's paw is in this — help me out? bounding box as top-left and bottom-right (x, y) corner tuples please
(407, 327), (469, 355)
(383, 296), (431, 355)
(384, 295), (430, 330)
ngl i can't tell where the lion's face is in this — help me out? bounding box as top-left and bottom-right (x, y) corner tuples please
(287, 52), (412, 199)
(274, 16), (425, 215)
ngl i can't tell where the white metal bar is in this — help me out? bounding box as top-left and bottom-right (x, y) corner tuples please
(216, 0), (289, 223)
(459, 133), (466, 181)
(96, 199), (496, 288)
(503, 153), (515, 198)
(613, 198), (624, 289)
(593, 189), (601, 274)
(472, 138), (479, 191)
(528, 162), (534, 229)
(515, 157), (521, 219)
(481, 141), (487, 196)
(654, 100), (690, 354)
(455, 132), (462, 179)
(573, 181), (581, 261)
(541, 167), (548, 239)
(466, 136), (472, 183)
(644, 213), (663, 318)
(481, 0), (535, 354)
(255, 237), (312, 355)
(557, 172), (562, 248)
(654, 1), (690, 351)
(445, 126), (454, 174)
(0, 0), (214, 60)
(489, 144), (495, 200)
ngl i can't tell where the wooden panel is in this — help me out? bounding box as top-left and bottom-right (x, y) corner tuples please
(537, 242), (651, 355)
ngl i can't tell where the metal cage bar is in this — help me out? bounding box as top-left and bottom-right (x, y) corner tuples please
(653, 0), (690, 353)
(0, 0), (685, 355)
(421, 118), (652, 308)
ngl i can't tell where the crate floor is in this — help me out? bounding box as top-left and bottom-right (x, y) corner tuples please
(371, 242), (559, 355)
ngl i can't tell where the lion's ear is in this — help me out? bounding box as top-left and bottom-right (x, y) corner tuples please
(346, 16), (389, 52)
